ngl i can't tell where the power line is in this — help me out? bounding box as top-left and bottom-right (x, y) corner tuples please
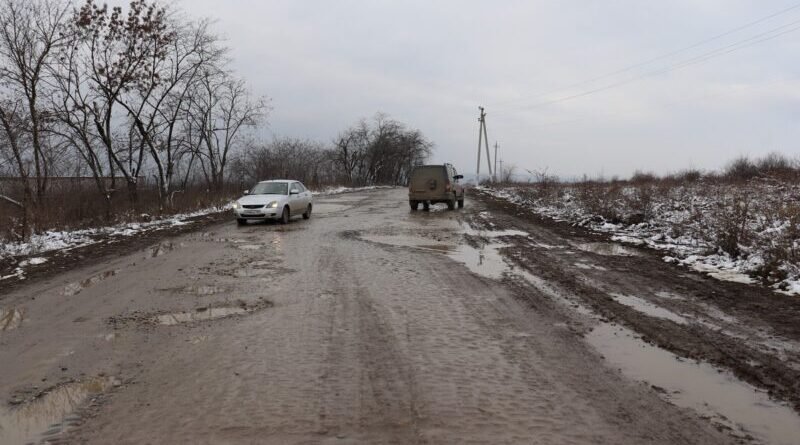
(495, 16), (800, 114)
(491, 2), (800, 111)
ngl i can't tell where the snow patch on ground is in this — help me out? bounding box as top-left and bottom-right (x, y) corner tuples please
(0, 205), (229, 273)
(478, 184), (800, 295)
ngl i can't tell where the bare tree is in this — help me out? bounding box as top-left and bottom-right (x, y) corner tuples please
(0, 0), (70, 237)
(333, 113), (432, 187)
(186, 71), (267, 192)
(65, 0), (175, 206)
(119, 18), (225, 208)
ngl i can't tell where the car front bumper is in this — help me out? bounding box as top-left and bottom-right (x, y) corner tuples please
(233, 208), (278, 220)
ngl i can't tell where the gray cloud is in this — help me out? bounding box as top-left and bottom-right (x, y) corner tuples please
(175, 0), (800, 178)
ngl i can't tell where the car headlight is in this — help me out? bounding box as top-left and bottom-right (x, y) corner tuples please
(232, 202), (240, 209)
(267, 201), (278, 208)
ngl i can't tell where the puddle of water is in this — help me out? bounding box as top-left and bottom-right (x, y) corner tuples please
(154, 306), (248, 325)
(610, 293), (689, 325)
(587, 323), (800, 444)
(0, 376), (119, 445)
(361, 226), (527, 281)
(574, 262), (607, 271)
(0, 307), (24, 332)
(62, 270), (119, 297)
(654, 291), (686, 301)
(448, 242), (511, 280)
(573, 242), (640, 257)
(182, 285), (226, 296)
(417, 244), (455, 252)
(237, 244), (263, 251)
(461, 226), (529, 239)
(314, 203), (349, 214)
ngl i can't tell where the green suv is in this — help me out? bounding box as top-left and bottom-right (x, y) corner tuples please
(408, 164), (465, 211)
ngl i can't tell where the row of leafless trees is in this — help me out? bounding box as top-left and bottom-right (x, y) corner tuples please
(231, 113), (433, 189)
(0, 0), (267, 237)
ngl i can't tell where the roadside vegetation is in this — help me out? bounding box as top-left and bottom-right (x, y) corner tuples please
(484, 153), (800, 293)
(0, 0), (431, 246)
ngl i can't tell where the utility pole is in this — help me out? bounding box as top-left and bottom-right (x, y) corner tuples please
(476, 106), (493, 182)
(499, 159), (504, 182)
(493, 142), (499, 182)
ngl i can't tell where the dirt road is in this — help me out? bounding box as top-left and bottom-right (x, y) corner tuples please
(1, 188), (798, 444)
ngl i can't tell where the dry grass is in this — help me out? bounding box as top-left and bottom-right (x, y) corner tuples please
(0, 181), (238, 242)
(502, 154), (800, 289)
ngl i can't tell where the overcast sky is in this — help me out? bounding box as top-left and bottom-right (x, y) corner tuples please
(176, 0), (799, 179)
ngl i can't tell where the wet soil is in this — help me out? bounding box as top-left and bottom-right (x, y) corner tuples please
(0, 211), (229, 295)
(1, 189), (796, 444)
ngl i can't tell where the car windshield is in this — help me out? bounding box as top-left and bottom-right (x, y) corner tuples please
(250, 182), (288, 195)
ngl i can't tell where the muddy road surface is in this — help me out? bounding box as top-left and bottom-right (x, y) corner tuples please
(1, 188), (799, 444)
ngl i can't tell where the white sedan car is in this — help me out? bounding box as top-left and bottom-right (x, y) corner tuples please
(232, 180), (313, 225)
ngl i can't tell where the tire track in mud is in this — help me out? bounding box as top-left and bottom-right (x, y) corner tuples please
(315, 243), (423, 443)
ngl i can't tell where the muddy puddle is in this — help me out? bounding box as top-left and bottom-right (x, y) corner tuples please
(0, 376), (119, 445)
(146, 242), (182, 258)
(181, 285), (227, 296)
(152, 299), (271, 326)
(574, 262), (607, 271)
(588, 323), (800, 444)
(360, 224), (531, 281)
(610, 293), (689, 325)
(62, 270), (119, 297)
(237, 244), (264, 251)
(1, 307), (24, 332)
(573, 242), (641, 256)
(154, 307), (248, 325)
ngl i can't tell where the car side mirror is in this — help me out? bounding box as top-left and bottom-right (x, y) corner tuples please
(453, 175), (463, 180)
(243, 189), (249, 195)
(290, 189), (299, 195)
